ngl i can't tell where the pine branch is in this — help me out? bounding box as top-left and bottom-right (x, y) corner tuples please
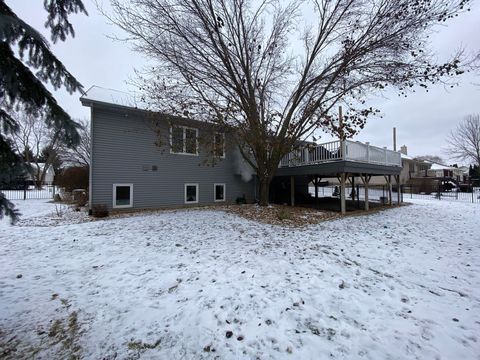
(43, 0), (88, 42)
(0, 43), (80, 146)
(0, 2), (83, 94)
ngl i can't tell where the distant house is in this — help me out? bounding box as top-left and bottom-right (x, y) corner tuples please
(396, 145), (432, 184)
(368, 145), (431, 186)
(24, 163), (55, 186)
(413, 162), (466, 184)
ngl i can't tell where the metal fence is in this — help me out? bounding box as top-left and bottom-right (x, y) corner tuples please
(401, 185), (480, 204)
(1, 185), (57, 201)
(309, 184), (480, 204)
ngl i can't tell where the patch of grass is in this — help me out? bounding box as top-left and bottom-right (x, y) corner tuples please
(1, 296), (84, 360)
(47, 298), (83, 359)
(127, 339), (161, 353)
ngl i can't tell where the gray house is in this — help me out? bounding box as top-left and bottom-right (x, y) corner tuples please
(81, 86), (255, 211)
(81, 86), (402, 214)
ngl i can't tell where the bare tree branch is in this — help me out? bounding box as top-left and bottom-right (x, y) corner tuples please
(59, 119), (91, 167)
(446, 114), (480, 167)
(105, 0), (473, 204)
(8, 110), (62, 188)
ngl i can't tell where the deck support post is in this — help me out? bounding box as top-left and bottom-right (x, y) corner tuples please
(290, 175), (295, 207)
(312, 176), (321, 203)
(394, 175), (401, 204)
(360, 174), (371, 211)
(350, 176), (355, 204)
(340, 172), (346, 215)
(384, 175), (392, 205)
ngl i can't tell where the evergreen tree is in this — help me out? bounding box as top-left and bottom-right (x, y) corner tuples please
(0, 0), (87, 223)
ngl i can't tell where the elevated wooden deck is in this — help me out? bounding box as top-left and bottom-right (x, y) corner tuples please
(277, 140), (401, 177)
(279, 140), (401, 168)
(275, 140), (402, 215)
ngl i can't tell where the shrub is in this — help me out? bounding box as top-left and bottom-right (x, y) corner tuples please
(72, 190), (88, 207)
(55, 166), (89, 192)
(236, 195), (247, 204)
(277, 207), (292, 221)
(91, 204), (109, 218)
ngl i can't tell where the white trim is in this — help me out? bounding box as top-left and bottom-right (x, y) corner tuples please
(214, 183), (226, 202)
(184, 183), (199, 204)
(112, 183), (133, 209)
(214, 132), (226, 158)
(170, 125), (199, 156)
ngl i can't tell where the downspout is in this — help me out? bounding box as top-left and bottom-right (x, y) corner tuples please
(88, 105), (94, 213)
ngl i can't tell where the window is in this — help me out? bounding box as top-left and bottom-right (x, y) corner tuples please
(214, 132), (225, 158)
(214, 183), (226, 202)
(113, 184), (133, 208)
(171, 126), (198, 155)
(185, 128), (197, 154)
(185, 183), (199, 204)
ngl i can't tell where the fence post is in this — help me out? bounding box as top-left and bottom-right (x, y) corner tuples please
(52, 185), (56, 199)
(23, 186), (26, 200)
(473, 189), (474, 204)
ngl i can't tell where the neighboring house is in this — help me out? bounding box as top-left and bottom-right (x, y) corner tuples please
(413, 162), (466, 184)
(352, 145), (430, 186)
(397, 145), (431, 184)
(81, 86), (402, 213)
(24, 163), (55, 186)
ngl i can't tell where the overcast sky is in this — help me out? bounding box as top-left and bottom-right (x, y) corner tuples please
(8, 0), (480, 163)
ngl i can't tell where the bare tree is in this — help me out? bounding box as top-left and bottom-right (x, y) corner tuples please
(108, 0), (471, 205)
(60, 119), (91, 167)
(446, 114), (480, 167)
(9, 111), (63, 188)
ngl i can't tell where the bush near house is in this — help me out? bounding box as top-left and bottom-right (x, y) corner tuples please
(55, 166), (89, 192)
(91, 204), (109, 218)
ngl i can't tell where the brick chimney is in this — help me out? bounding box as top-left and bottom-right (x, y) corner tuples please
(400, 145), (408, 155)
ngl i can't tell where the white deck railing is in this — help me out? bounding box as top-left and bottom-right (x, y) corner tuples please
(279, 140), (402, 168)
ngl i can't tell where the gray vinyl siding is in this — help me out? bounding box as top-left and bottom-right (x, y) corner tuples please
(90, 105), (255, 210)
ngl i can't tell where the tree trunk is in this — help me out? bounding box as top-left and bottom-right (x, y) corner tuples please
(258, 178), (270, 206)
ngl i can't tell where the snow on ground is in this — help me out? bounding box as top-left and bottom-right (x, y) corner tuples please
(1, 200), (479, 359)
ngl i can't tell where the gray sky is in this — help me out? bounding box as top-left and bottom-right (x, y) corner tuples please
(8, 0), (480, 163)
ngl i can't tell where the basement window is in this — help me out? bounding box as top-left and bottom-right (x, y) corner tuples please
(113, 184), (133, 208)
(214, 183), (226, 202)
(185, 183), (199, 204)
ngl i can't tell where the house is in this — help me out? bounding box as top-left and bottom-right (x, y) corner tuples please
(80, 87), (256, 211)
(411, 162), (467, 185)
(24, 163), (55, 186)
(366, 145), (432, 185)
(81, 86), (402, 214)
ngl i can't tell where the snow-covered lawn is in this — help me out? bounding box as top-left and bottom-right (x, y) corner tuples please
(1, 200), (479, 359)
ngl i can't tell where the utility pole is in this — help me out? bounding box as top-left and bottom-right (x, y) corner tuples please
(393, 127), (397, 152)
(339, 106), (346, 215)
